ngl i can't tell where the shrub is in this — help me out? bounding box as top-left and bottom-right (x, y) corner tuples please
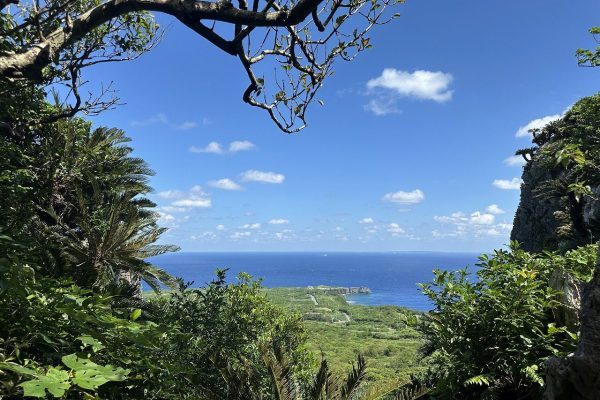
(419, 243), (596, 400)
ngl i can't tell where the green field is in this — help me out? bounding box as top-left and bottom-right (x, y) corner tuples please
(265, 287), (425, 383)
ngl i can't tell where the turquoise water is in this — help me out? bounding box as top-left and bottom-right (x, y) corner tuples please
(149, 252), (480, 311)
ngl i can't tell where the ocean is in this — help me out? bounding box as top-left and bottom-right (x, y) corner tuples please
(149, 252), (480, 311)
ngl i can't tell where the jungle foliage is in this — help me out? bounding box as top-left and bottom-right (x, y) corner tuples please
(420, 244), (597, 400)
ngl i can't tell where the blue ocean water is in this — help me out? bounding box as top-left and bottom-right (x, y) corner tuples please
(149, 252), (480, 311)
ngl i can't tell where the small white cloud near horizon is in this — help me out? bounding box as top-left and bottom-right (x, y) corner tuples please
(515, 114), (561, 138)
(190, 142), (223, 154)
(230, 231), (252, 239)
(383, 189), (425, 205)
(229, 140), (256, 153)
(486, 204), (505, 215)
(241, 170), (285, 184)
(504, 154), (527, 167)
(216, 224), (226, 230)
(359, 217), (375, 224)
(269, 219), (290, 225)
(493, 178), (522, 190)
(208, 178), (242, 191)
(239, 223), (261, 229)
(367, 69), (454, 102)
(387, 223), (406, 236)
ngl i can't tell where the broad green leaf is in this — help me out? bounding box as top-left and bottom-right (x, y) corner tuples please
(20, 368), (70, 398)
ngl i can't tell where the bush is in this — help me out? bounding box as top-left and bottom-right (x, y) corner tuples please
(419, 243), (596, 400)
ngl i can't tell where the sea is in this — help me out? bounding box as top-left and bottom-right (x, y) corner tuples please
(149, 252), (481, 311)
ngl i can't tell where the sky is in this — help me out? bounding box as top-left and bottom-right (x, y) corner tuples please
(87, 0), (600, 252)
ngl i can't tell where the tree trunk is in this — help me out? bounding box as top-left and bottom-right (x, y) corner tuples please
(545, 244), (600, 400)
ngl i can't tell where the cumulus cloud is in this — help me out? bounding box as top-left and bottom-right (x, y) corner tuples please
(486, 204), (505, 215)
(269, 219), (290, 225)
(172, 198), (212, 208)
(190, 140), (256, 155)
(504, 155), (527, 167)
(230, 231), (252, 239)
(216, 224), (225, 230)
(157, 190), (185, 199)
(382, 189), (425, 205)
(241, 170), (285, 184)
(515, 114), (561, 138)
(367, 69), (454, 102)
(160, 185), (212, 208)
(208, 178), (242, 191)
(469, 211), (495, 225)
(363, 98), (400, 116)
(239, 223), (261, 229)
(229, 140), (256, 152)
(189, 142), (223, 154)
(359, 217), (375, 224)
(493, 178), (522, 190)
(433, 208), (512, 239)
(387, 223), (405, 235)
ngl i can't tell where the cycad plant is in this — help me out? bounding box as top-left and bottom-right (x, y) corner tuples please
(31, 119), (178, 293)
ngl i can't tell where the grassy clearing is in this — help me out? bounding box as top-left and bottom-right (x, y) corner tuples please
(265, 287), (425, 383)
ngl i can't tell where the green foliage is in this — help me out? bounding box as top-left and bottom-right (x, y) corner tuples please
(419, 243), (596, 400)
(265, 288), (424, 384)
(0, 116), (178, 294)
(145, 271), (312, 399)
(0, 244), (172, 398)
(522, 93), (600, 249)
(576, 27), (600, 67)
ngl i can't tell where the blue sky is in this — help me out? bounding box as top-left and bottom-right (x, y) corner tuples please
(88, 0), (600, 252)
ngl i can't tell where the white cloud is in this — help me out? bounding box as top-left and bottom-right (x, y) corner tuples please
(367, 69), (454, 102)
(469, 211), (495, 225)
(131, 113), (198, 130)
(230, 231), (252, 239)
(433, 208), (512, 239)
(269, 219), (290, 225)
(190, 140), (256, 155)
(157, 190), (185, 199)
(159, 206), (188, 213)
(359, 217), (375, 224)
(208, 178), (242, 191)
(229, 140), (256, 153)
(172, 198), (212, 208)
(486, 204), (505, 215)
(363, 98), (400, 116)
(161, 186), (212, 208)
(382, 189), (425, 205)
(241, 170), (285, 184)
(157, 212), (175, 224)
(504, 154), (527, 167)
(493, 178), (522, 190)
(515, 114), (561, 138)
(240, 223), (261, 229)
(189, 142), (224, 154)
(387, 223), (405, 235)
(131, 113), (168, 127)
(216, 224), (225, 230)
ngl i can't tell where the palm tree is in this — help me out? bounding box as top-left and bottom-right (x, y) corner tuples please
(205, 340), (430, 400)
(34, 120), (178, 293)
